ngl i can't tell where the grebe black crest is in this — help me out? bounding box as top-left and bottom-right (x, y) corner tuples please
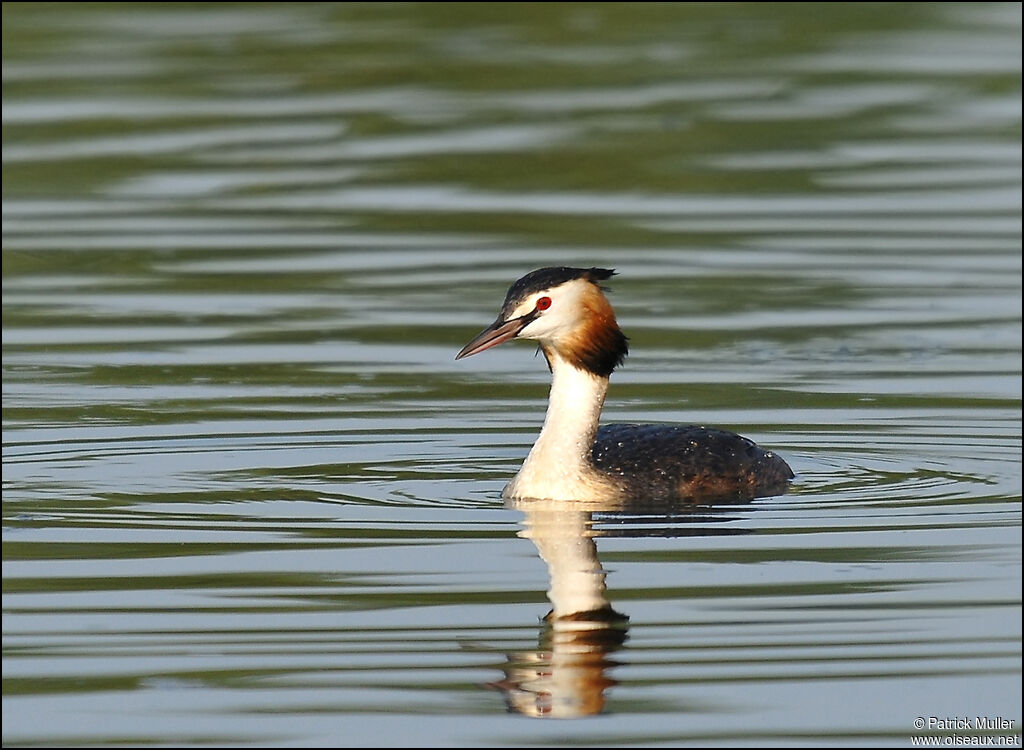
(456, 266), (793, 503)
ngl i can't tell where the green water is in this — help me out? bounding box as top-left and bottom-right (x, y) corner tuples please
(3, 2), (1021, 747)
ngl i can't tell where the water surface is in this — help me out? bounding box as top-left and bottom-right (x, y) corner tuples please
(2, 3), (1021, 747)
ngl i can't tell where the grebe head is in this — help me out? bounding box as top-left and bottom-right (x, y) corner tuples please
(456, 266), (629, 377)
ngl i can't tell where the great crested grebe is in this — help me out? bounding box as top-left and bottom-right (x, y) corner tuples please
(456, 266), (793, 502)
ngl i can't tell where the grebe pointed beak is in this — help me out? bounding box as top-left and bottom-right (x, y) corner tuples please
(455, 312), (536, 360)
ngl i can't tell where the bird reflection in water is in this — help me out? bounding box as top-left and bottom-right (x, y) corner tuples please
(485, 496), (754, 718)
(486, 502), (628, 718)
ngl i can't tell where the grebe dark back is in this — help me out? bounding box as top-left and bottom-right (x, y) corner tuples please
(456, 267), (793, 502)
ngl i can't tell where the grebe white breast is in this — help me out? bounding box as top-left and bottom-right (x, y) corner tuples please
(456, 267), (793, 503)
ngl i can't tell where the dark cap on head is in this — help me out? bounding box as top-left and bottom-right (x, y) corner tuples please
(502, 267), (616, 313)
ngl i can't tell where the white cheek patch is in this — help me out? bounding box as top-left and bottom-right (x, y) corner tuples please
(505, 279), (589, 339)
(461, 279), (593, 361)
(518, 316), (552, 339)
(520, 305), (578, 340)
(509, 298), (541, 320)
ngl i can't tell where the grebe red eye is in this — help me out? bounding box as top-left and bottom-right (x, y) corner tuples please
(536, 296), (552, 311)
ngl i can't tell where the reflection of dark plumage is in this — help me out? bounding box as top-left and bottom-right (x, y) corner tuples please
(457, 266), (793, 503)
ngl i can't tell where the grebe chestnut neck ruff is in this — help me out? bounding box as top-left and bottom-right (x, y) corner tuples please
(456, 267), (793, 502)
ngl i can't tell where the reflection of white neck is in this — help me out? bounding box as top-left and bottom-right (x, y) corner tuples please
(504, 350), (616, 501)
(497, 502), (623, 718)
(520, 507), (609, 616)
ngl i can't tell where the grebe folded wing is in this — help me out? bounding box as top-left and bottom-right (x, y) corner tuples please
(593, 423), (793, 501)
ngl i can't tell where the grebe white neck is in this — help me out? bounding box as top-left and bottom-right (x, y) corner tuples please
(503, 349), (619, 501)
